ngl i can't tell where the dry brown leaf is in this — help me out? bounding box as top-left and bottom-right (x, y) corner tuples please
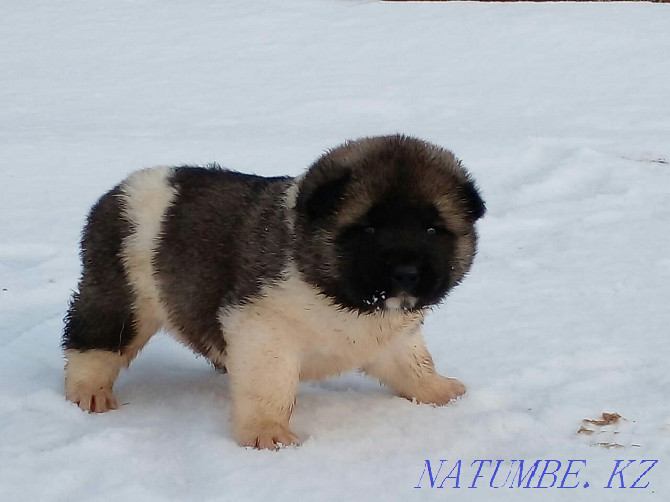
(583, 412), (623, 426)
(593, 442), (624, 449)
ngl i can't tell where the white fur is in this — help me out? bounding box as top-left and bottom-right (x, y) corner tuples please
(64, 349), (124, 412)
(384, 295), (417, 310)
(282, 176), (302, 235)
(119, 167), (176, 352)
(283, 175), (302, 211)
(217, 264), (465, 448)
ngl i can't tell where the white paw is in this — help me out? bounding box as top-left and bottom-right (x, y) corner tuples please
(236, 422), (301, 450)
(66, 385), (118, 413)
(408, 376), (466, 406)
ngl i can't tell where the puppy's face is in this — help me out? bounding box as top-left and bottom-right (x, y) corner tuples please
(294, 135), (485, 314)
(335, 199), (458, 311)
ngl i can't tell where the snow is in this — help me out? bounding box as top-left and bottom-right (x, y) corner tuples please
(1, 0), (669, 500)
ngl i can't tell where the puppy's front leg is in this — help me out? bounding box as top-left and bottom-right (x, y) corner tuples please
(363, 329), (465, 405)
(225, 329), (301, 450)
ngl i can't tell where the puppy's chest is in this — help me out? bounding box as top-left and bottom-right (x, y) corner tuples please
(224, 276), (422, 380)
(299, 304), (414, 352)
(296, 311), (419, 381)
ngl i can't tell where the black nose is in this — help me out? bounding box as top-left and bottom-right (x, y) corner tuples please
(391, 264), (419, 291)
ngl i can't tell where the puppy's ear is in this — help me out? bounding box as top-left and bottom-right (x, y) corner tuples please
(297, 170), (352, 221)
(459, 180), (486, 221)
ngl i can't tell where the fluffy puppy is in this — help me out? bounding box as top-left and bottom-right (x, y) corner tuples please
(62, 135), (485, 449)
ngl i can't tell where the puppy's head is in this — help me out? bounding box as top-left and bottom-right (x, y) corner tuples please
(293, 135), (485, 314)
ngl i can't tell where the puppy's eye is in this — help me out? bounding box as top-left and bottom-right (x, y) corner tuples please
(427, 226), (454, 237)
(363, 226), (376, 235)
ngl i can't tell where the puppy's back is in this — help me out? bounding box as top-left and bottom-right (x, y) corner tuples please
(154, 167), (293, 354)
(63, 165), (293, 359)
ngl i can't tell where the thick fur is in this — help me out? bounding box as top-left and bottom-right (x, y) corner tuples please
(62, 135), (485, 449)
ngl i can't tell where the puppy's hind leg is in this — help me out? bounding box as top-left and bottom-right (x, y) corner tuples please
(363, 329), (466, 406)
(63, 295), (161, 413)
(62, 281), (134, 413)
(62, 185), (160, 412)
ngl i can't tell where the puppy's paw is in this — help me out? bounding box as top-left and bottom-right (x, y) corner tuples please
(408, 376), (466, 406)
(66, 385), (118, 413)
(236, 422), (301, 450)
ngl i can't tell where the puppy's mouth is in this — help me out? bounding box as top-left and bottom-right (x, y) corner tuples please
(384, 295), (418, 311)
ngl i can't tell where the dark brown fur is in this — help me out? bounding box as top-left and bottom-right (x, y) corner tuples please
(62, 185), (135, 352)
(155, 167), (292, 358)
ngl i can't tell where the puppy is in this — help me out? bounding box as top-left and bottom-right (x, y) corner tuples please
(62, 135), (485, 449)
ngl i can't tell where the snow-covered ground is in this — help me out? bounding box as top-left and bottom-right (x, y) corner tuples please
(2, 1), (669, 500)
